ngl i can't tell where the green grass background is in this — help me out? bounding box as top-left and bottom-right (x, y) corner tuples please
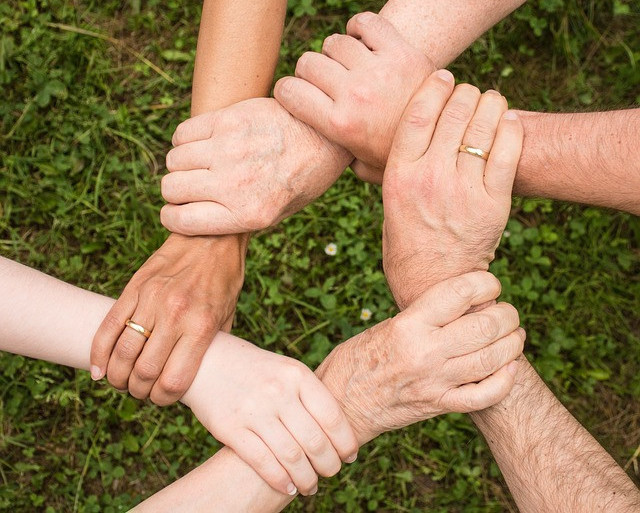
(1, 0), (639, 511)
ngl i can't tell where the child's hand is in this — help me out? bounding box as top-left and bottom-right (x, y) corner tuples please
(275, 12), (434, 183)
(181, 336), (358, 497)
(382, 72), (523, 309)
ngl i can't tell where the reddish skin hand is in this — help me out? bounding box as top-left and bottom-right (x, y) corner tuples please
(274, 12), (434, 184)
(381, 71), (524, 309)
(90, 233), (247, 405)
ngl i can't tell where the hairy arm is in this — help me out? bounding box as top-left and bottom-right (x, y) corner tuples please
(471, 358), (640, 512)
(514, 109), (640, 214)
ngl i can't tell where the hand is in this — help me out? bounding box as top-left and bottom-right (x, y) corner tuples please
(274, 12), (434, 184)
(181, 333), (359, 497)
(160, 98), (351, 236)
(90, 233), (247, 405)
(316, 272), (523, 444)
(382, 71), (524, 309)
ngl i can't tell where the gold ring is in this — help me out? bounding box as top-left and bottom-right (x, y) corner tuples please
(459, 144), (489, 161)
(125, 319), (152, 339)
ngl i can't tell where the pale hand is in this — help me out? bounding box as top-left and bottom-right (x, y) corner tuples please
(316, 272), (523, 444)
(90, 234), (246, 405)
(382, 71), (524, 309)
(274, 12), (434, 184)
(182, 333), (358, 497)
(161, 98), (351, 236)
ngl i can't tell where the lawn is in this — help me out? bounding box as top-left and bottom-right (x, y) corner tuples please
(1, 0), (639, 511)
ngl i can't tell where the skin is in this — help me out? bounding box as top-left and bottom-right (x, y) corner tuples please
(380, 64), (640, 512)
(0, 257), (521, 510)
(90, 0), (287, 406)
(274, 12), (640, 214)
(159, 1), (527, 235)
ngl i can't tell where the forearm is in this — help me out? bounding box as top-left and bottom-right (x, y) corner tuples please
(379, 0), (525, 66)
(470, 356), (640, 512)
(513, 109), (640, 214)
(191, 0), (287, 115)
(0, 256), (293, 512)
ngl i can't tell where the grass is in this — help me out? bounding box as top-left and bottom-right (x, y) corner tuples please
(1, 0), (639, 511)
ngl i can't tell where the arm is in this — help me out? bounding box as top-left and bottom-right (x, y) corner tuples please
(275, 13), (640, 213)
(0, 257), (522, 511)
(90, 0), (287, 405)
(513, 109), (640, 215)
(379, 69), (640, 509)
(471, 357), (640, 512)
(159, 1), (526, 236)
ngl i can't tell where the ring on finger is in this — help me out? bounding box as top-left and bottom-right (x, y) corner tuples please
(459, 144), (490, 161)
(125, 319), (152, 339)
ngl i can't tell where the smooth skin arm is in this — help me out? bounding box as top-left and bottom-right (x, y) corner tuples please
(0, 257), (522, 511)
(90, 0), (288, 405)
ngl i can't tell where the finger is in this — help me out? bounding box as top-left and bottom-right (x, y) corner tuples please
(322, 33), (372, 69)
(90, 292), (137, 380)
(171, 111), (218, 147)
(346, 12), (405, 53)
(295, 51), (348, 99)
(160, 202), (237, 236)
(165, 139), (215, 172)
(387, 69), (455, 164)
(441, 302), (520, 358)
(458, 90), (508, 181)
(484, 110), (524, 201)
(442, 360), (519, 413)
(149, 332), (212, 406)
(280, 406), (342, 478)
(274, 76), (333, 135)
(300, 381), (359, 464)
(447, 329), (525, 384)
(408, 271), (502, 327)
(127, 318), (181, 400)
(106, 309), (155, 391)
(254, 422), (319, 496)
(229, 429), (297, 496)
(161, 169), (216, 205)
(350, 160), (383, 185)
(426, 83), (481, 164)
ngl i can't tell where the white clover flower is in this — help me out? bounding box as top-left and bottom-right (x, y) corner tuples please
(360, 308), (372, 321)
(324, 243), (338, 256)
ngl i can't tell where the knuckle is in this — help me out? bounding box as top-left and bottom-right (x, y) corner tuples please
(467, 118), (497, 142)
(478, 346), (497, 375)
(475, 313), (500, 341)
(157, 372), (189, 397)
(282, 445), (304, 465)
(164, 293), (191, 317)
(322, 34), (339, 53)
(328, 111), (355, 136)
(133, 359), (162, 382)
(449, 274), (476, 302)
(442, 101), (473, 124)
(115, 337), (142, 361)
(323, 405), (345, 431)
(306, 432), (328, 454)
(403, 101), (437, 129)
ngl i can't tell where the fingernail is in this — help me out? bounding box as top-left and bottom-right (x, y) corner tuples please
(435, 69), (454, 83)
(486, 89), (501, 95)
(90, 365), (103, 381)
(507, 361), (519, 376)
(287, 483), (297, 496)
(503, 110), (518, 120)
(309, 486), (318, 496)
(345, 453), (357, 464)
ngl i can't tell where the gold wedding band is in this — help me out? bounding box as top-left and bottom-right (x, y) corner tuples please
(125, 319), (152, 339)
(459, 144), (490, 161)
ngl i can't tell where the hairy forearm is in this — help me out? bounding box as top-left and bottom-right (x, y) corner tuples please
(513, 109), (640, 214)
(191, 0), (287, 115)
(379, 0), (525, 66)
(470, 356), (640, 512)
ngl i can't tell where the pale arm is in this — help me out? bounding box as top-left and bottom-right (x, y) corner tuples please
(471, 357), (640, 512)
